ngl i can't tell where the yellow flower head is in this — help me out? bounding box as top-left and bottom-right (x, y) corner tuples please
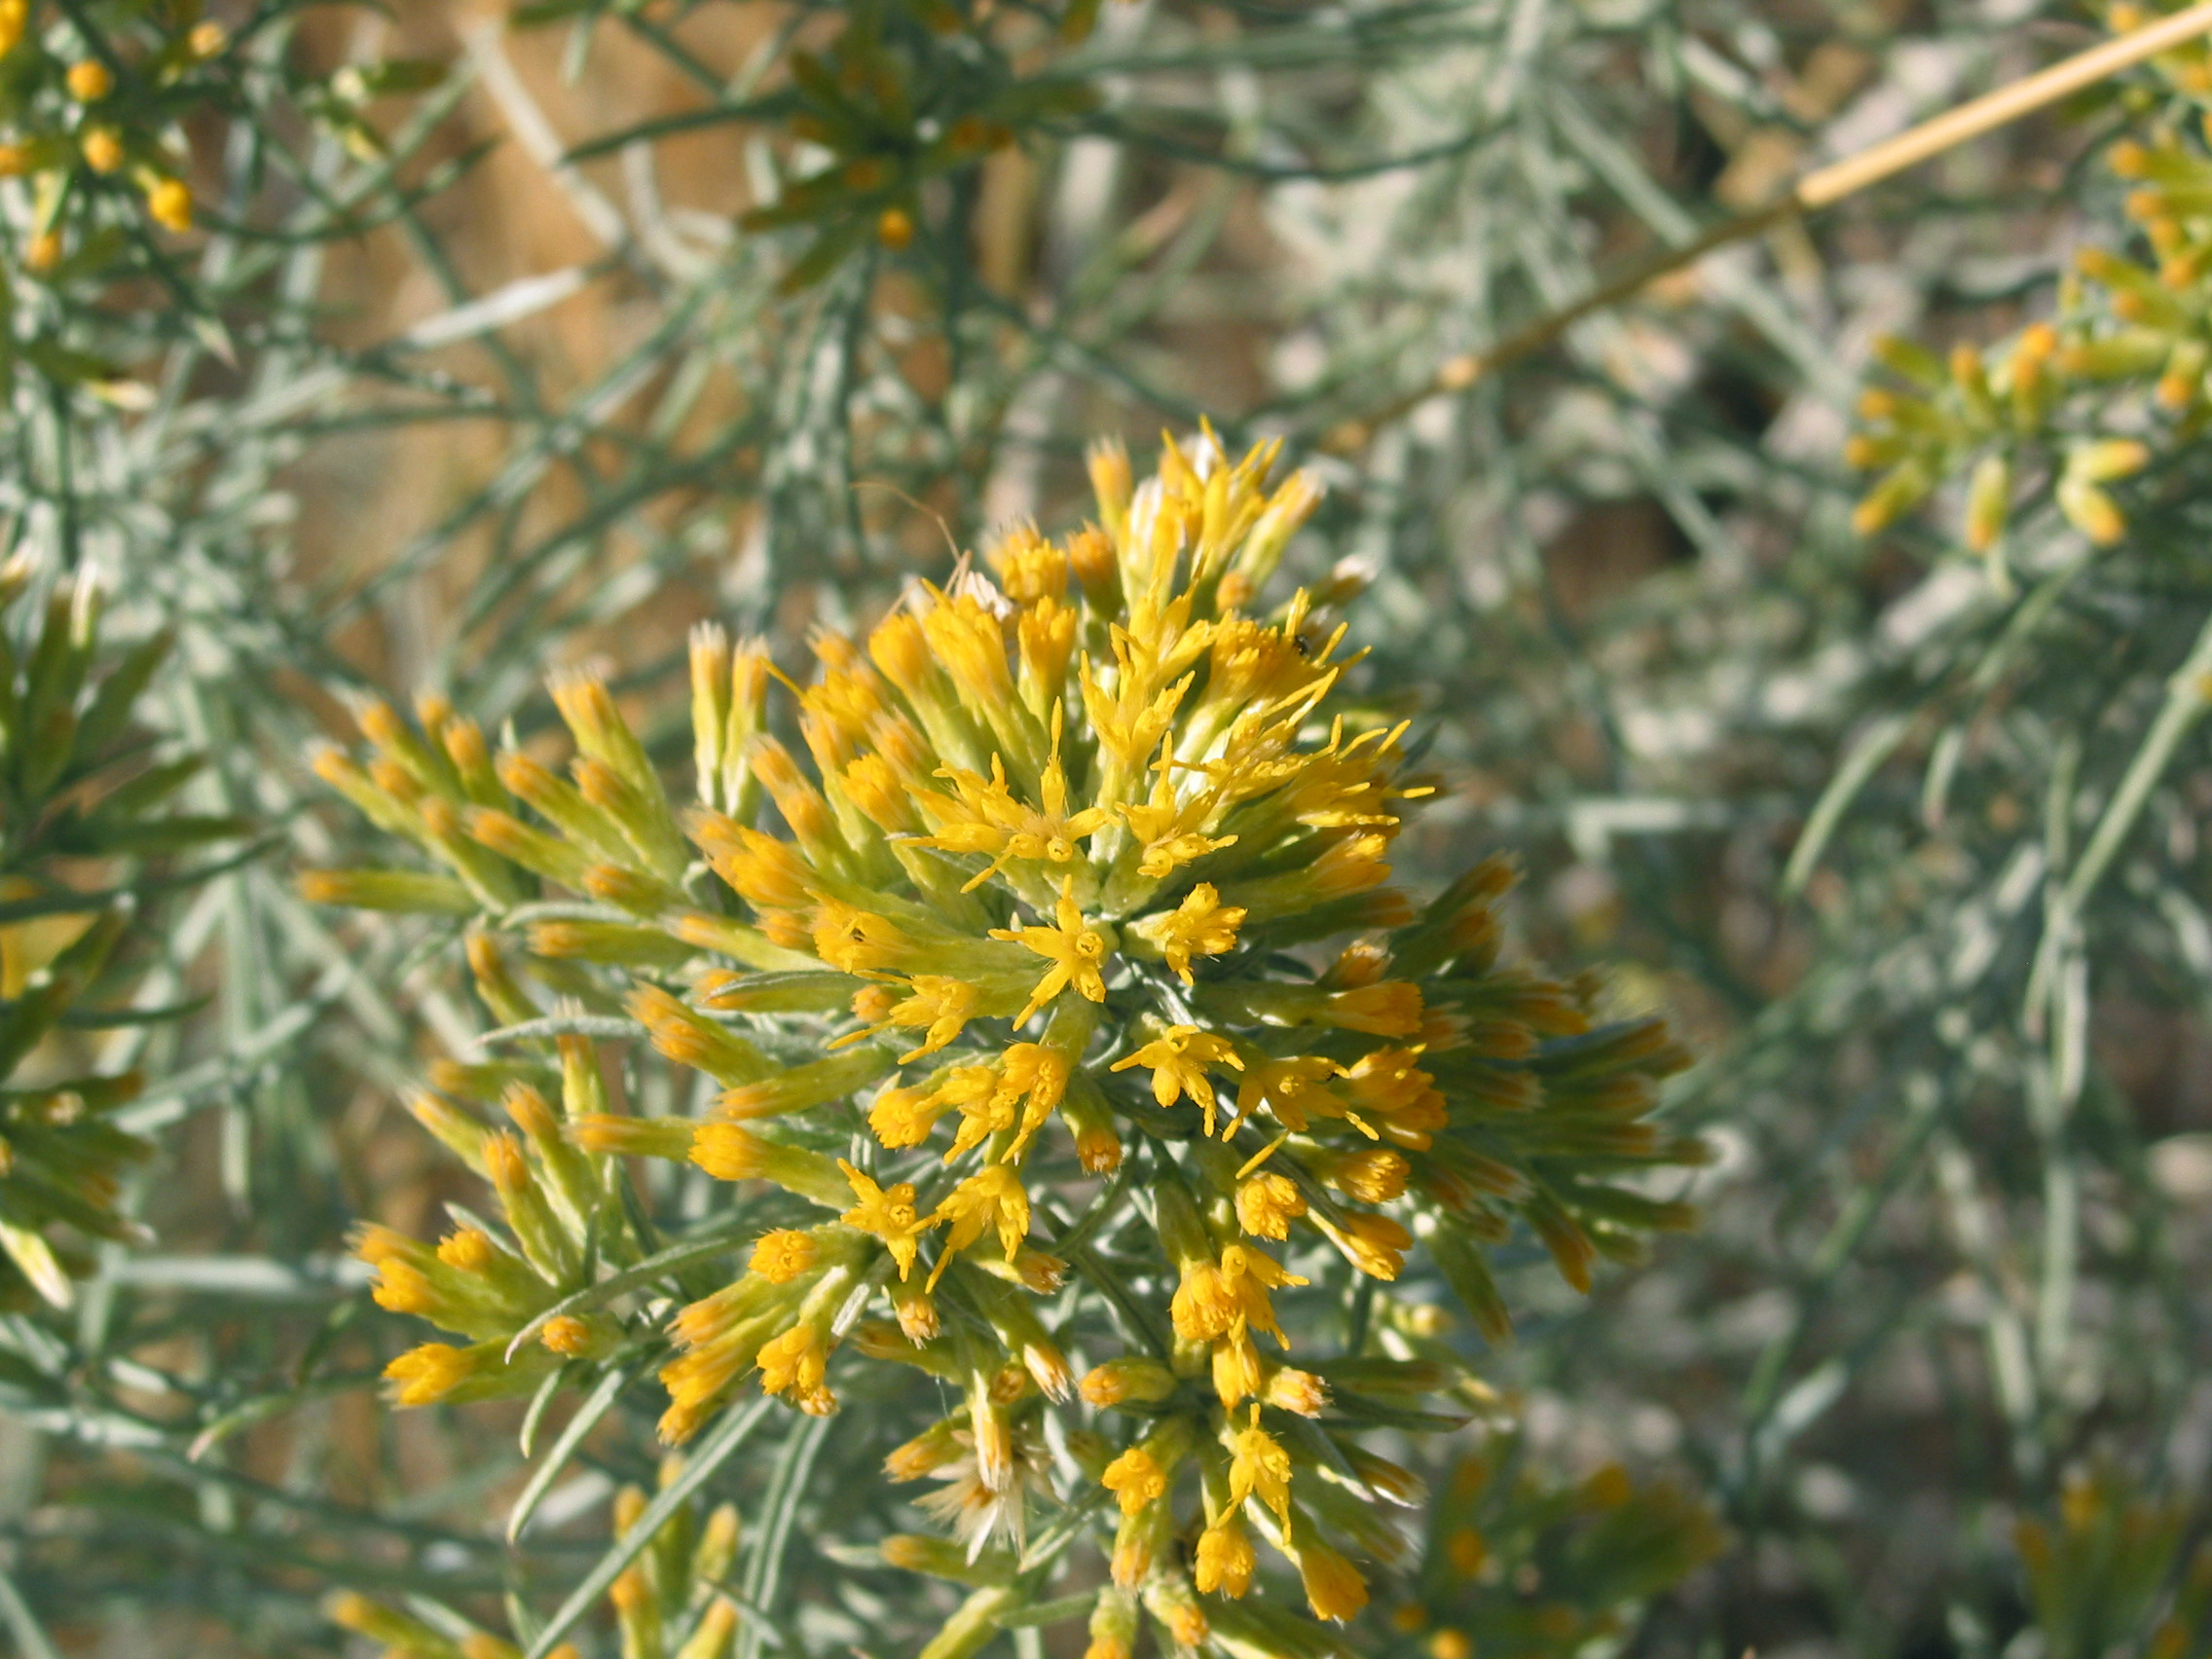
(1172, 1243), (1306, 1346)
(80, 126), (124, 173)
(541, 1315), (602, 1357)
(1296, 1536), (1370, 1623)
(1228, 1407), (1294, 1532)
(1109, 1022), (1244, 1134)
(865, 975), (979, 1060)
(65, 58), (110, 100)
(917, 738), (1112, 890)
(689, 1123), (770, 1179)
(1316, 1210), (1413, 1280)
(1235, 1055), (1348, 1132)
(756, 1321), (833, 1414)
(1195, 1515), (1257, 1598)
(749, 1229), (820, 1284)
(1211, 1322), (1267, 1408)
(927, 1164), (1030, 1285)
(1100, 1446), (1167, 1515)
(1235, 1170), (1307, 1239)
(436, 1228), (498, 1272)
(838, 1160), (932, 1279)
(1329, 1145), (1410, 1203)
(992, 876), (1114, 1022)
(1132, 881), (1245, 983)
(385, 1343), (477, 1408)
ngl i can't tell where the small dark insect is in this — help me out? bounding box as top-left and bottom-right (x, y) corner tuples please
(1292, 633), (1312, 658)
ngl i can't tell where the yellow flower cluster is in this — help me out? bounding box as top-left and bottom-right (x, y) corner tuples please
(615, 0), (1115, 287)
(310, 430), (1702, 1639)
(1380, 1439), (1724, 1659)
(0, 0), (225, 278)
(1845, 46), (2212, 564)
(347, 997), (647, 1409)
(326, 1458), (740, 1659)
(2014, 1466), (2212, 1658)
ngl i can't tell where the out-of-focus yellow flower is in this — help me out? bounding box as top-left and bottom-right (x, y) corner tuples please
(146, 178), (193, 233)
(80, 127), (124, 172)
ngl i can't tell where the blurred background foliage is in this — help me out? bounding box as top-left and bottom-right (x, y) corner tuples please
(1, 0), (2210, 1651)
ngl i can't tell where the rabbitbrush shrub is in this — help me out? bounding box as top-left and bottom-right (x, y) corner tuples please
(8, 0), (2212, 1654)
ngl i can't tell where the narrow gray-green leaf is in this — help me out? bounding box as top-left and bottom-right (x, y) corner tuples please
(509, 1362), (636, 1541)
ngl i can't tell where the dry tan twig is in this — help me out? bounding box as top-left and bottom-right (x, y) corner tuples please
(1326, 0), (2212, 450)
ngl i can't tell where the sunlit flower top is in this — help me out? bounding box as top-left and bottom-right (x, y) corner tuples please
(683, 436), (1419, 1272)
(310, 429), (1703, 1639)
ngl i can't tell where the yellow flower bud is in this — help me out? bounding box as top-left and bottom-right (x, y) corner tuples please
(1964, 454), (2011, 554)
(80, 127), (125, 173)
(540, 1315), (598, 1355)
(1235, 1170), (1306, 1239)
